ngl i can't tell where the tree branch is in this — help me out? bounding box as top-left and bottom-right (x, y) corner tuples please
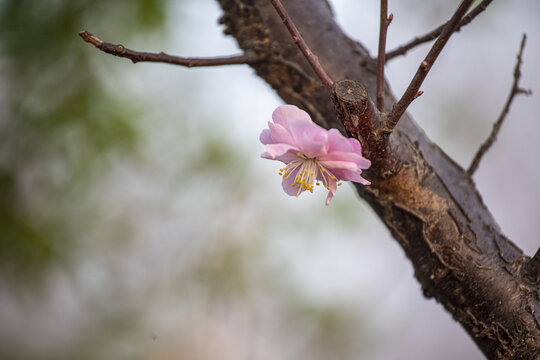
(78, 30), (261, 67)
(385, 0), (474, 132)
(376, 1), (392, 111)
(468, 34), (531, 175)
(386, 0), (493, 60)
(217, 1), (540, 357)
(269, 0), (334, 92)
(523, 247), (540, 284)
(81, 0), (540, 357)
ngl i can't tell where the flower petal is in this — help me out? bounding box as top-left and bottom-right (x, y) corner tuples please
(324, 176), (338, 206)
(272, 104), (312, 128)
(326, 129), (355, 152)
(318, 160), (359, 173)
(299, 129), (327, 158)
(268, 121), (295, 145)
(287, 121), (327, 158)
(261, 144), (298, 161)
(318, 151), (371, 169)
(281, 168), (303, 196)
(331, 168), (370, 185)
(347, 137), (363, 154)
(259, 129), (273, 145)
(261, 104), (371, 206)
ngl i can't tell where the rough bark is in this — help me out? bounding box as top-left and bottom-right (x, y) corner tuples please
(217, 1), (540, 359)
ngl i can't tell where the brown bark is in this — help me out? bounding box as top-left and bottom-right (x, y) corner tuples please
(217, 1), (540, 359)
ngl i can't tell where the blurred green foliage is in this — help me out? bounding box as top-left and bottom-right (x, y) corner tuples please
(0, 2), (383, 359)
(0, 0), (167, 279)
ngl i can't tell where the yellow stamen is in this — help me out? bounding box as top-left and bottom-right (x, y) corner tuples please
(276, 156), (342, 199)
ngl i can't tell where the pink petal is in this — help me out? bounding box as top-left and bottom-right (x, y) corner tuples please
(299, 130), (327, 158)
(268, 121), (295, 145)
(318, 160), (359, 173)
(262, 104), (371, 206)
(331, 168), (370, 185)
(325, 176), (338, 206)
(281, 168), (303, 196)
(347, 137), (363, 154)
(289, 121), (327, 158)
(318, 151), (371, 169)
(261, 144), (298, 161)
(272, 104), (312, 128)
(325, 191), (335, 206)
(326, 129), (355, 152)
(259, 129), (273, 145)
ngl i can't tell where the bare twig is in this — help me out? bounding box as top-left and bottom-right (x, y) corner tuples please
(385, 0), (474, 132)
(269, 0), (334, 92)
(78, 30), (261, 67)
(468, 35), (531, 175)
(386, 0), (493, 60)
(376, 1), (392, 111)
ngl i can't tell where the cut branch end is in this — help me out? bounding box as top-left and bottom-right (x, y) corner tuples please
(332, 80), (374, 139)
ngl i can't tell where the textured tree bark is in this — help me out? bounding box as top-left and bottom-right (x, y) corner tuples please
(217, 1), (540, 359)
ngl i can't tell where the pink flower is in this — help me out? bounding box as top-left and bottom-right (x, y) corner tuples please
(260, 104), (371, 205)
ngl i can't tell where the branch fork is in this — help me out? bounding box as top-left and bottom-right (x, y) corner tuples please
(80, 1), (526, 182)
(349, 0), (477, 139)
(268, 0), (482, 179)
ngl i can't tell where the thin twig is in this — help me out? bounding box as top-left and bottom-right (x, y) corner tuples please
(78, 30), (261, 67)
(386, 0), (492, 60)
(468, 34), (531, 175)
(376, 1), (392, 111)
(269, 0), (334, 92)
(385, 0), (474, 132)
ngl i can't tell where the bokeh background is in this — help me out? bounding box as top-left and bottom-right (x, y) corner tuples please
(0, 1), (538, 359)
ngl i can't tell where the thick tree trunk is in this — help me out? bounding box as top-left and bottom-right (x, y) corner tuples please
(217, 1), (540, 359)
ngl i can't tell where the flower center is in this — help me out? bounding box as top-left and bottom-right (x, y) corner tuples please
(278, 152), (341, 197)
